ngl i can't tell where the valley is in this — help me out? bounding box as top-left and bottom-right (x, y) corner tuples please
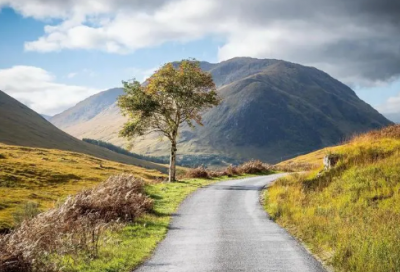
(2, 0), (399, 270)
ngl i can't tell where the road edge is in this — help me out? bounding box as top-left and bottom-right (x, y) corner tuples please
(260, 180), (335, 272)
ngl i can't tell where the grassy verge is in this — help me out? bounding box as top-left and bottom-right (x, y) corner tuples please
(58, 174), (260, 272)
(264, 125), (400, 272)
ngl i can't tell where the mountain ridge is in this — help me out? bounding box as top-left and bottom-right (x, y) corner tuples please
(49, 57), (392, 163)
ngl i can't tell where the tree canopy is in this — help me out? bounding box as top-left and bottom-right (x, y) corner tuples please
(118, 59), (220, 181)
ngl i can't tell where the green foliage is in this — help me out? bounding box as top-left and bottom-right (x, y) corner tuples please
(118, 60), (219, 140)
(118, 59), (220, 181)
(265, 125), (400, 272)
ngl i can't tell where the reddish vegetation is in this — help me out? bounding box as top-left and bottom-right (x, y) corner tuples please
(184, 160), (274, 179)
(0, 175), (152, 272)
(350, 124), (400, 142)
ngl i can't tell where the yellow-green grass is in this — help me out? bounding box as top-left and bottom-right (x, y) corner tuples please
(0, 143), (165, 231)
(277, 145), (343, 171)
(264, 125), (400, 272)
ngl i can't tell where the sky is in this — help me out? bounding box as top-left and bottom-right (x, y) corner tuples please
(0, 0), (399, 117)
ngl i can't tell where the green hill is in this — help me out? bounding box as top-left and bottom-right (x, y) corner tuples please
(265, 125), (400, 271)
(0, 90), (166, 172)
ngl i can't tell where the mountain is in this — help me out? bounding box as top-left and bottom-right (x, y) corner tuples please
(50, 57), (392, 163)
(41, 114), (52, 120)
(0, 90), (166, 172)
(51, 88), (124, 129)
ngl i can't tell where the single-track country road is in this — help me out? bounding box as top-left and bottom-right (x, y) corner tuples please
(135, 174), (326, 272)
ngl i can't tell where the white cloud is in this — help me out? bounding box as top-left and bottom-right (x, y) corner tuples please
(378, 93), (400, 114)
(1, 0), (400, 87)
(23, 0), (217, 54)
(125, 67), (158, 82)
(0, 66), (100, 115)
(67, 72), (77, 78)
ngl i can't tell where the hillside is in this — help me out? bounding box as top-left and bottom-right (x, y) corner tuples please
(265, 125), (400, 271)
(0, 90), (166, 172)
(50, 57), (391, 163)
(0, 143), (165, 231)
(50, 88), (124, 129)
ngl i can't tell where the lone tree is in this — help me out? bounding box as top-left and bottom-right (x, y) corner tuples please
(118, 60), (220, 182)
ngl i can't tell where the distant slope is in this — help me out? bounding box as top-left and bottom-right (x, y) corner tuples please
(41, 114), (52, 120)
(49, 57), (392, 163)
(50, 88), (124, 129)
(0, 90), (166, 172)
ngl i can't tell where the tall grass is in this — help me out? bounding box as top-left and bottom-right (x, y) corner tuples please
(264, 125), (400, 272)
(0, 175), (152, 272)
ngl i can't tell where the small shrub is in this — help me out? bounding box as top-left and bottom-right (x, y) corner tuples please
(237, 160), (272, 174)
(208, 171), (225, 178)
(224, 165), (239, 177)
(185, 167), (210, 179)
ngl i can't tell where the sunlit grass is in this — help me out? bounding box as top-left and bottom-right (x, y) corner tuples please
(0, 143), (165, 231)
(265, 125), (400, 272)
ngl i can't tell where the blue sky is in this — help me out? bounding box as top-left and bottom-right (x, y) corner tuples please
(0, 1), (399, 117)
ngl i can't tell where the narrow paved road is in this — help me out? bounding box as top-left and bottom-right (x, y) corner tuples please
(135, 174), (326, 272)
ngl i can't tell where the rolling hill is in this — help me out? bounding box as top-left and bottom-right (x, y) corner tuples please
(265, 125), (400, 272)
(50, 57), (392, 163)
(0, 90), (166, 172)
(0, 143), (165, 231)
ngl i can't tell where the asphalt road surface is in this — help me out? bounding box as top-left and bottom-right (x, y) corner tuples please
(135, 174), (327, 272)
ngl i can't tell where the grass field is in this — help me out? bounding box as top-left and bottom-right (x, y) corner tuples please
(0, 143), (165, 231)
(264, 125), (400, 272)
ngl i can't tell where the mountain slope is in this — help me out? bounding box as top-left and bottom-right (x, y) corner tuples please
(49, 58), (392, 163)
(0, 90), (166, 172)
(50, 88), (124, 129)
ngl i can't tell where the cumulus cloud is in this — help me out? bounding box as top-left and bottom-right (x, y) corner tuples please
(1, 0), (400, 86)
(378, 94), (400, 114)
(67, 72), (77, 78)
(0, 66), (100, 115)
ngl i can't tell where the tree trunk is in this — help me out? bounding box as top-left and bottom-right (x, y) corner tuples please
(168, 140), (177, 182)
